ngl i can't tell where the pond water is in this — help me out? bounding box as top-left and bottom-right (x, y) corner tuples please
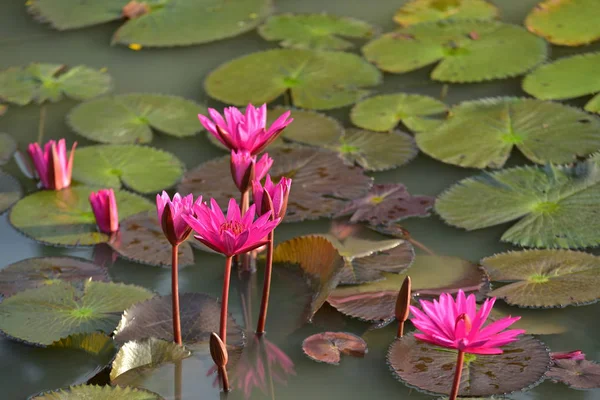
(1, 0), (600, 399)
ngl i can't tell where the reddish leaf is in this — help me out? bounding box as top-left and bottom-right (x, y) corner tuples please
(546, 359), (600, 389)
(302, 332), (367, 365)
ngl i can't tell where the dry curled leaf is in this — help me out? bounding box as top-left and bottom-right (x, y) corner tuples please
(302, 332), (367, 365)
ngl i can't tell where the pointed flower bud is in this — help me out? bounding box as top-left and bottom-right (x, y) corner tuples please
(209, 332), (229, 367)
(395, 276), (411, 323)
(156, 191), (201, 246)
(551, 350), (586, 361)
(89, 189), (119, 234)
(252, 174), (292, 220)
(230, 151), (273, 192)
(27, 139), (76, 190)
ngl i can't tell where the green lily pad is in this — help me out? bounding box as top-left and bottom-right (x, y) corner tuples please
(388, 333), (551, 396)
(258, 13), (377, 50)
(481, 249), (600, 308)
(28, 385), (164, 400)
(9, 186), (153, 246)
(393, 0), (499, 26)
(27, 0), (129, 30)
(0, 133), (16, 165)
(525, 0), (600, 46)
(416, 97), (600, 169)
(546, 359), (600, 389)
(350, 93), (447, 133)
(67, 94), (207, 144)
(49, 332), (116, 358)
(362, 20), (547, 82)
(435, 159), (600, 248)
(585, 93), (600, 114)
(522, 52), (600, 114)
(0, 104), (6, 115)
(0, 63), (111, 106)
(205, 49), (382, 110)
(72, 145), (184, 194)
(0, 280), (154, 346)
(302, 332), (367, 365)
(0, 170), (22, 214)
(0, 256), (109, 297)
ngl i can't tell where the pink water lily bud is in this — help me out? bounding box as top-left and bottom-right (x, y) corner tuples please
(252, 175), (292, 220)
(89, 189), (119, 234)
(156, 191), (202, 246)
(27, 139), (76, 190)
(551, 350), (586, 361)
(230, 151), (273, 192)
(199, 104), (293, 155)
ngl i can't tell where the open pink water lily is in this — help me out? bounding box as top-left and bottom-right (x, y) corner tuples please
(182, 198), (280, 257)
(27, 139), (76, 190)
(410, 290), (525, 355)
(230, 151), (273, 192)
(89, 189), (119, 234)
(199, 104), (293, 155)
(252, 175), (292, 219)
(156, 191), (203, 246)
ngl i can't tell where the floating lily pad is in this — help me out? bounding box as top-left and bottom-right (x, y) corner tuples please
(546, 359), (600, 389)
(49, 332), (116, 358)
(0, 280), (153, 346)
(0, 133), (16, 165)
(0, 256), (109, 297)
(258, 13), (377, 50)
(9, 186), (153, 246)
(417, 97), (600, 168)
(481, 249), (600, 308)
(435, 160), (600, 248)
(178, 146), (372, 222)
(72, 145), (184, 194)
(27, 0), (129, 30)
(350, 93), (447, 132)
(68, 94), (207, 144)
(394, 0), (499, 26)
(205, 49), (382, 110)
(109, 212), (194, 268)
(362, 20), (547, 82)
(525, 0), (600, 46)
(28, 384), (164, 400)
(585, 93), (600, 114)
(328, 255), (486, 322)
(302, 332), (367, 365)
(0, 63), (111, 106)
(0, 170), (22, 214)
(0, 104), (6, 115)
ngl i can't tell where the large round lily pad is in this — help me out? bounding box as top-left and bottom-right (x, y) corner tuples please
(0, 63), (111, 106)
(481, 249), (600, 308)
(525, 0), (600, 46)
(388, 333), (551, 396)
(546, 359), (600, 389)
(28, 384), (164, 400)
(67, 94), (206, 144)
(72, 145), (184, 194)
(258, 13), (377, 50)
(362, 20), (547, 82)
(393, 0), (499, 26)
(0, 133), (16, 165)
(0, 256), (109, 297)
(302, 332), (367, 365)
(0, 280), (154, 346)
(0, 170), (22, 214)
(9, 186), (153, 246)
(416, 97), (600, 168)
(205, 49), (382, 110)
(178, 146), (372, 222)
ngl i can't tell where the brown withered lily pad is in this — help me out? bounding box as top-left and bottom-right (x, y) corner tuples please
(334, 183), (434, 225)
(302, 332), (367, 365)
(546, 359), (600, 389)
(177, 146), (372, 222)
(0, 256), (109, 297)
(109, 212), (194, 268)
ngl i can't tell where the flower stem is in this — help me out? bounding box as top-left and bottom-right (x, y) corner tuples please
(171, 244), (182, 345)
(219, 365), (230, 392)
(174, 359), (182, 400)
(37, 105), (46, 144)
(256, 230), (274, 334)
(238, 189), (252, 272)
(220, 256), (233, 346)
(449, 350), (465, 400)
(397, 321), (405, 338)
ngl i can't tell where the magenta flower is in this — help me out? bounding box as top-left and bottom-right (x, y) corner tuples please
(156, 191), (202, 246)
(230, 151), (273, 192)
(551, 351), (586, 361)
(27, 139), (76, 190)
(252, 175), (292, 219)
(199, 104), (293, 155)
(182, 198), (279, 257)
(89, 189), (119, 234)
(410, 290), (525, 355)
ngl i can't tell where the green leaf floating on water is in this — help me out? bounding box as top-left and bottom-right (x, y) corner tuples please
(0, 63), (111, 106)
(258, 13), (378, 50)
(49, 332), (116, 359)
(68, 94), (207, 144)
(0, 280), (154, 346)
(205, 49), (382, 110)
(481, 249), (600, 308)
(350, 93), (447, 132)
(0, 133), (17, 165)
(0, 170), (22, 214)
(27, 0), (128, 30)
(72, 145), (184, 194)
(28, 384), (164, 400)
(435, 158), (600, 248)
(387, 333), (550, 396)
(416, 97), (600, 169)
(393, 0), (499, 26)
(9, 186), (153, 246)
(525, 0), (600, 46)
(362, 20), (547, 82)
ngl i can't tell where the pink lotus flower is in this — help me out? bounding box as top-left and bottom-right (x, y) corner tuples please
(182, 198), (280, 257)
(551, 350), (586, 361)
(89, 189), (119, 234)
(252, 175), (292, 219)
(156, 191), (202, 246)
(230, 151), (273, 192)
(199, 104), (293, 155)
(27, 139), (76, 190)
(410, 290), (525, 355)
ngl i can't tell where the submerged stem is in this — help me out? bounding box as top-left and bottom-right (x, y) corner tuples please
(449, 350), (465, 400)
(408, 237), (436, 256)
(220, 256), (233, 345)
(171, 244), (182, 345)
(256, 230), (274, 334)
(37, 105), (46, 144)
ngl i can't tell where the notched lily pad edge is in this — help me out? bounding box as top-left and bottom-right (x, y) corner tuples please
(0, 172), (23, 215)
(26, 384), (164, 400)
